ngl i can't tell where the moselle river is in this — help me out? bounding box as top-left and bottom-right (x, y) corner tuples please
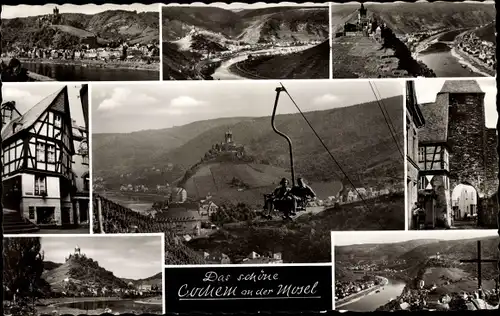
(24, 61), (159, 81)
(60, 299), (162, 314)
(416, 32), (488, 77)
(100, 192), (153, 213)
(338, 280), (406, 312)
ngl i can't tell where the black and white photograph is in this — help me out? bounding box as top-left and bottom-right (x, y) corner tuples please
(331, 1), (495, 78)
(161, 2), (329, 80)
(333, 230), (499, 311)
(91, 80), (405, 265)
(1, 83), (89, 234)
(1, 3), (160, 81)
(2, 234), (164, 315)
(406, 78), (497, 230)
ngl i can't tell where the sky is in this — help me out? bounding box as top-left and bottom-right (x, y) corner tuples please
(333, 230), (497, 246)
(415, 78), (497, 128)
(92, 80), (404, 134)
(451, 183), (478, 202)
(40, 235), (162, 279)
(2, 83), (85, 128)
(166, 2), (328, 10)
(2, 4), (159, 19)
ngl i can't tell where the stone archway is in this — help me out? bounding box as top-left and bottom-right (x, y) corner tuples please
(451, 183), (478, 221)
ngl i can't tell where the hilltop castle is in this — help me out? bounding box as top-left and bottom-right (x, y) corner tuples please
(37, 6), (62, 27)
(205, 130), (245, 160)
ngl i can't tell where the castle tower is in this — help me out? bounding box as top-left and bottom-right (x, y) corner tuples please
(225, 130), (233, 144)
(52, 6), (60, 24)
(358, 3), (367, 25)
(443, 80), (486, 195)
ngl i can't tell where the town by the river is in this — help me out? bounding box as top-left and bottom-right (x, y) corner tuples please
(414, 29), (493, 77)
(22, 61), (159, 81)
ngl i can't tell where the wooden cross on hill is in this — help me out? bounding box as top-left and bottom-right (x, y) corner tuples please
(459, 240), (498, 289)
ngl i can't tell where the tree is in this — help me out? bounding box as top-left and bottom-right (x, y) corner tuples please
(53, 32), (80, 50)
(3, 237), (48, 315)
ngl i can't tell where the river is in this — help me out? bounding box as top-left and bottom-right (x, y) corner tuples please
(56, 299), (162, 314)
(336, 279), (406, 312)
(100, 192), (154, 213)
(23, 61), (159, 81)
(212, 45), (315, 80)
(416, 30), (489, 77)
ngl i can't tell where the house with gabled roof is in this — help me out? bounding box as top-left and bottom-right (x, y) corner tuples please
(1, 86), (88, 231)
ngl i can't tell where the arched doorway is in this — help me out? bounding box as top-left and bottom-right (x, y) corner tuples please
(451, 184), (478, 221)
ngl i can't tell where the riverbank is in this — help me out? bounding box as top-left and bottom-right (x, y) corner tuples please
(336, 276), (389, 309)
(134, 296), (162, 305)
(10, 57), (159, 72)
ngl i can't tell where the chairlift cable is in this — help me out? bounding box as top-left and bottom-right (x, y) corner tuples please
(368, 81), (404, 160)
(279, 82), (373, 214)
(373, 82), (401, 155)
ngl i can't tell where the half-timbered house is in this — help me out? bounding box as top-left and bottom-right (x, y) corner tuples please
(417, 94), (452, 229)
(406, 80), (425, 230)
(1, 86), (88, 230)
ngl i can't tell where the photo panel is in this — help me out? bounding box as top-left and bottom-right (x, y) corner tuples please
(90, 79), (405, 266)
(2, 233), (164, 315)
(161, 2), (330, 80)
(331, 1), (496, 78)
(406, 78), (498, 231)
(332, 230), (499, 311)
(1, 3), (160, 81)
(1, 82), (90, 235)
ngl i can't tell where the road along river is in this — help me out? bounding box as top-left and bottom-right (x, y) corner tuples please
(211, 45), (315, 80)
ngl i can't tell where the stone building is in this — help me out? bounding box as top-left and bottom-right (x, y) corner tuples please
(417, 80), (497, 228)
(406, 80), (425, 229)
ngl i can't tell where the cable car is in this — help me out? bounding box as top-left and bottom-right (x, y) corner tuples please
(261, 86), (316, 221)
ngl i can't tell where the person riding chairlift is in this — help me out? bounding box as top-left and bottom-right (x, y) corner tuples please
(264, 177), (294, 220)
(291, 177), (317, 210)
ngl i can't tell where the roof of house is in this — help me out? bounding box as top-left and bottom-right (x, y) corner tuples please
(418, 101), (449, 143)
(439, 80), (484, 94)
(1, 87), (66, 142)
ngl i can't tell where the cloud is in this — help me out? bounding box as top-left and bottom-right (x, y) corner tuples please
(97, 87), (158, 111)
(170, 96), (207, 108)
(3, 88), (33, 100)
(312, 93), (339, 105)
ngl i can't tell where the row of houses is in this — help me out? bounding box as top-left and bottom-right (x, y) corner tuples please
(9, 42), (159, 61)
(457, 32), (496, 69)
(202, 250), (283, 264)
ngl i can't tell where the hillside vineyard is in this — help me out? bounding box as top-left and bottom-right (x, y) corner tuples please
(1, 1), (499, 315)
